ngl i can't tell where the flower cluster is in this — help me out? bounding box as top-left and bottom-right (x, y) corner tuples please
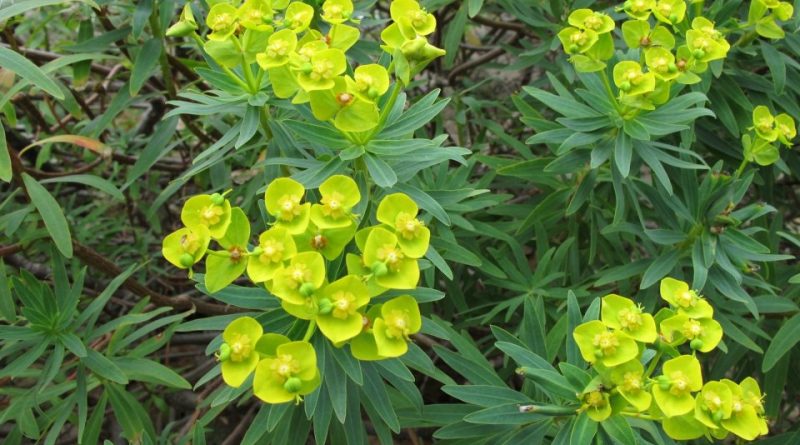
(166, 0), (444, 133)
(568, 277), (767, 441)
(748, 0), (794, 39)
(742, 105), (796, 167)
(558, 3), (747, 112)
(162, 175), (430, 402)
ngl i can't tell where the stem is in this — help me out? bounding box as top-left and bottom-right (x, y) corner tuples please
(735, 158), (749, 178)
(621, 411), (658, 420)
(692, 0), (704, 18)
(599, 70), (621, 115)
(242, 59), (258, 94)
(302, 320), (317, 342)
(734, 30), (758, 48)
(363, 80), (403, 143)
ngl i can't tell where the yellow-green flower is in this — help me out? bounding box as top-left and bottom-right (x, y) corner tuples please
(253, 341), (321, 404)
(621, 20), (676, 49)
(390, 0), (437, 39)
(613, 61), (656, 97)
(652, 0), (686, 24)
(686, 17), (730, 63)
(218, 316), (263, 387)
(350, 305), (383, 360)
(572, 320), (639, 366)
(753, 105), (778, 141)
(372, 295), (422, 357)
(283, 1), (314, 33)
(694, 380), (733, 429)
(608, 359), (652, 411)
(256, 29), (297, 69)
(346, 252), (388, 297)
(645, 47), (680, 81)
(265, 177), (311, 234)
(321, 0), (353, 25)
(600, 294), (657, 343)
(557, 27), (599, 55)
(310, 175), (361, 229)
(309, 78), (380, 132)
(623, 0), (656, 20)
(345, 64), (390, 103)
(376, 193), (430, 258)
(362, 227), (420, 289)
(271, 251), (326, 305)
(720, 378), (769, 440)
(315, 275), (370, 343)
(660, 312), (723, 352)
(205, 207), (251, 293)
(663, 413), (708, 440)
(294, 221), (356, 261)
(181, 193), (232, 239)
(652, 355), (703, 417)
(162, 225), (210, 269)
(776, 113), (797, 146)
(580, 389), (612, 421)
(238, 0), (274, 31)
(567, 9), (615, 34)
(206, 3), (239, 41)
(659, 277), (714, 319)
(296, 48), (347, 92)
(247, 227), (297, 283)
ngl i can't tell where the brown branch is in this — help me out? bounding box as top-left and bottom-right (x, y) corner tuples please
(72, 241), (244, 316)
(472, 15), (533, 35)
(0, 244), (24, 257)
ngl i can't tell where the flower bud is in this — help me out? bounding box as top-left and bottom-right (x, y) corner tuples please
(283, 377), (303, 393)
(299, 282), (315, 297)
(179, 253), (195, 268)
(166, 21), (197, 37)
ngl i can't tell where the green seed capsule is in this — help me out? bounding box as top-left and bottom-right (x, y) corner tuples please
(690, 339), (704, 350)
(218, 343), (231, 362)
(318, 298), (333, 315)
(668, 63), (678, 73)
(299, 282), (315, 297)
(693, 49), (706, 59)
(284, 377), (303, 393)
(211, 193), (225, 205)
(179, 253), (195, 268)
(620, 81), (632, 92)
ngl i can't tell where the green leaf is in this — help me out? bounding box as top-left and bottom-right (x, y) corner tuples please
(614, 131), (633, 177)
(640, 249), (681, 289)
(0, 46), (64, 100)
(130, 38), (162, 95)
(463, 403), (543, 425)
(442, 385), (531, 407)
(570, 412), (597, 445)
(0, 0), (98, 22)
(762, 312), (800, 372)
(0, 119), (10, 182)
(22, 173), (73, 258)
(601, 415), (636, 445)
(113, 357), (192, 389)
(760, 42), (786, 94)
(40, 174), (124, 201)
(364, 154), (397, 188)
(83, 349), (128, 384)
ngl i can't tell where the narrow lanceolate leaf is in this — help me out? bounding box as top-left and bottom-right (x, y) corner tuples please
(41, 175), (124, 201)
(0, 46), (64, 100)
(22, 173), (73, 258)
(0, 120), (10, 182)
(0, 0), (99, 23)
(130, 38), (162, 96)
(762, 312), (800, 373)
(82, 349), (128, 384)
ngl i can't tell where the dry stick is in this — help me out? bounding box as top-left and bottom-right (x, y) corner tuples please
(72, 241), (243, 316)
(0, 244), (24, 257)
(220, 403), (258, 445)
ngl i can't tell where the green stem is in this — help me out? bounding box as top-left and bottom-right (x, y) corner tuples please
(242, 59), (258, 94)
(599, 70), (621, 115)
(734, 30), (758, 48)
(362, 80), (403, 143)
(735, 158), (749, 178)
(621, 411), (658, 420)
(302, 320), (317, 342)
